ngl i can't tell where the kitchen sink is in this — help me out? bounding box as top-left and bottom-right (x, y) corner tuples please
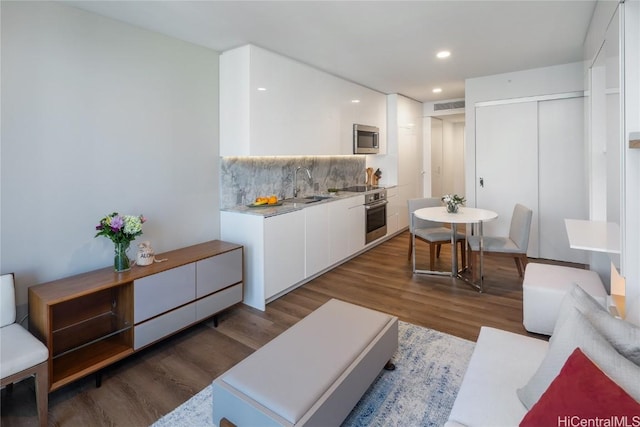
(283, 195), (332, 204)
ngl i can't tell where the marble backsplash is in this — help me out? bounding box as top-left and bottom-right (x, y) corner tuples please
(220, 156), (367, 208)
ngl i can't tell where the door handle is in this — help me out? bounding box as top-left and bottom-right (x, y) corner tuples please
(479, 177), (484, 187)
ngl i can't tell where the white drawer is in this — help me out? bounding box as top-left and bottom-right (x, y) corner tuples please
(134, 302), (196, 350)
(134, 263), (196, 323)
(196, 248), (243, 298)
(196, 283), (243, 322)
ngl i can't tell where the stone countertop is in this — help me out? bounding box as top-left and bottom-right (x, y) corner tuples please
(222, 191), (363, 218)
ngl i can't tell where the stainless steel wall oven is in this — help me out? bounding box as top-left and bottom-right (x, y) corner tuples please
(364, 189), (387, 243)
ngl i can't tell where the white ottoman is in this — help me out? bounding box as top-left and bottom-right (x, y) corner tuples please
(523, 263), (607, 336)
(212, 299), (398, 427)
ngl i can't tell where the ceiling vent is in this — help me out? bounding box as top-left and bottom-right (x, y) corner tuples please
(434, 100), (465, 111)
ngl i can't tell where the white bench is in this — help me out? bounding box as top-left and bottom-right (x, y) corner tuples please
(523, 263), (607, 335)
(212, 299), (398, 427)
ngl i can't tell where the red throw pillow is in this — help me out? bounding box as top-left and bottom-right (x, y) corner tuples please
(520, 348), (640, 427)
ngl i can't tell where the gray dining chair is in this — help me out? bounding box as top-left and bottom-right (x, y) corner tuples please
(467, 203), (533, 282)
(408, 198), (466, 271)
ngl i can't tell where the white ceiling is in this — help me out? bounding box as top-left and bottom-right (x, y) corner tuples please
(65, 0), (597, 103)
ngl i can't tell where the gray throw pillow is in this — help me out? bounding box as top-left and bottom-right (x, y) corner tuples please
(552, 283), (605, 336)
(517, 307), (640, 409)
(552, 284), (640, 366)
(584, 307), (640, 366)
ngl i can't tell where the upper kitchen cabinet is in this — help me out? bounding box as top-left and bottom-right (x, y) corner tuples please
(220, 45), (386, 156)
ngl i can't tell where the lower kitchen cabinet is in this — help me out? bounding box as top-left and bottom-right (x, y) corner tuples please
(347, 202), (366, 253)
(385, 186), (400, 237)
(28, 240), (243, 391)
(305, 203), (330, 277)
(221, 195), (366, 311)
(264, 211), (306, 299)
(328, 197), (365, 264)
(221, 209), (306, 310)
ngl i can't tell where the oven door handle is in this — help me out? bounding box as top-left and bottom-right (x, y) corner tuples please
(365, 200), (388, 210)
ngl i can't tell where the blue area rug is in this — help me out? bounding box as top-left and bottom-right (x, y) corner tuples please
(152, 321), (475, 427)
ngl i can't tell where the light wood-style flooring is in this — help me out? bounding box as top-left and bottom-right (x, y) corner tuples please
(1, 231), (577, 426)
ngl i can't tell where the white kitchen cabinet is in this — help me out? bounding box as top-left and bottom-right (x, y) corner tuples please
(385, 186), (400, 236)
(221, 196), (367, 311)
(264, 211), (306, 299)
(220, 44), (386, 156)
(305, 203), (330, 277)
(221, 210), (306, 310)
(348, 203), (366, 254)
(328, 198), (353, 264)
(328, 196), (365, 263)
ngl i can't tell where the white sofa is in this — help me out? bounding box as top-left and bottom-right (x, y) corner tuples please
(446, 284), (640, 427)
(445, 327), (548, 426)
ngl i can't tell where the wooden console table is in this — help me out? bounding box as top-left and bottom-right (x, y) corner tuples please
(28, 240), (243, 392)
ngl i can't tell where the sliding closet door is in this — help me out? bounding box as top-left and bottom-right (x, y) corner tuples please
(475, 101), (539, 257)
(476, 96), (587, 262)
(538, 97), (588, 263)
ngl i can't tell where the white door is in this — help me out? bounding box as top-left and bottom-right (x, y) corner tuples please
(538, 97), (588, 263)
(430, 118), (443, 197)
(475, 101), (539, 257)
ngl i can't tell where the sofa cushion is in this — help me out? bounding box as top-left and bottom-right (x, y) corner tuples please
(555, 283), (640, 366)
(446, 327), (548, 426)
(517, 307), (640, 409)
(520, 348), (640, 427)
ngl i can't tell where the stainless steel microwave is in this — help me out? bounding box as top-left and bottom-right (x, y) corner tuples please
(353, 124), (379, 154)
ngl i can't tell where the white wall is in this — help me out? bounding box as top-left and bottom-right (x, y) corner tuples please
(621, 0), (640, 326)
(582, 0), (640, 325)
(1, 2), (220, 308)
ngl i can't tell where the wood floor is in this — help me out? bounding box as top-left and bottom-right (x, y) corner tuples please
(1, 231), (574, 427)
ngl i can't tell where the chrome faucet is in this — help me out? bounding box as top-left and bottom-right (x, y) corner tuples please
(293, 166), (312, 198)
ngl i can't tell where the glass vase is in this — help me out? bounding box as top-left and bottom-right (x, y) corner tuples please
(114, 241), (131, 272)
(446, 203), (459, 214)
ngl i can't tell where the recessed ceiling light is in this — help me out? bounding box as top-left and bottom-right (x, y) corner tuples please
(436, 51), (451, 59)
(257, 87), (267, 91)
(351, 99), (360, 103)
(432, 88), (443, 93)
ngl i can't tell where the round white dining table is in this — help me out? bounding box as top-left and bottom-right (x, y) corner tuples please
(412, 206), (498, 291)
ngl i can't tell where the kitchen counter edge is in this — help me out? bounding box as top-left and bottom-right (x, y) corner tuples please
(221, 191), (367, 217)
